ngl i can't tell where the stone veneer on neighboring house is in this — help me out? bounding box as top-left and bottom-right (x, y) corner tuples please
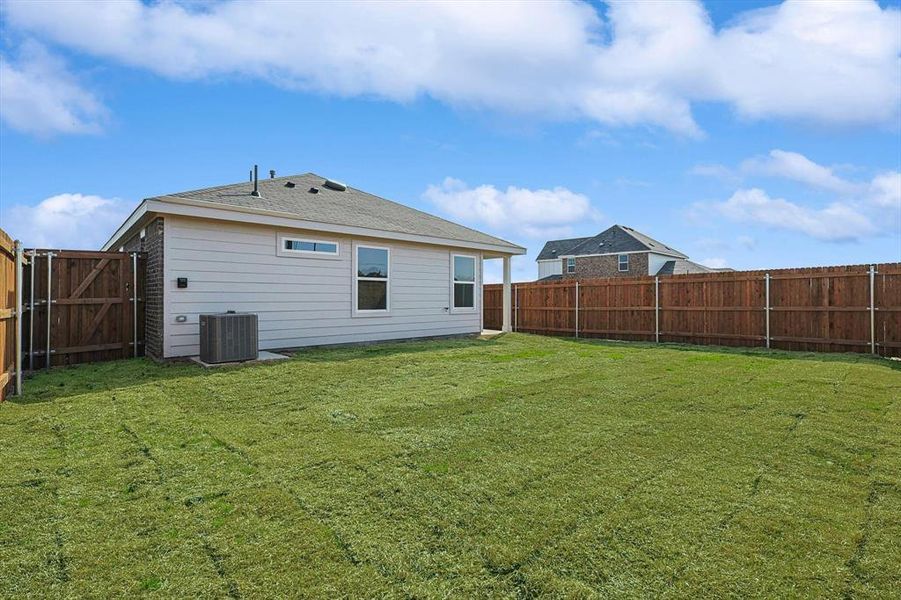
(562, 252), (649, 279)
(123, 217), (164, 360)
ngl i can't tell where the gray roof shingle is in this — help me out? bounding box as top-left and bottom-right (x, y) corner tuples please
(153, 172), (523, 251)
(656, 259), (720, 275)
(536, 237), (592, 260)
(536, 225), (687, 261)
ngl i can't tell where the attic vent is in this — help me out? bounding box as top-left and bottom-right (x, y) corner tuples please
(285, 181), (296, 188)
(309, 187), (319, 194)
(323, 179), (347, 191)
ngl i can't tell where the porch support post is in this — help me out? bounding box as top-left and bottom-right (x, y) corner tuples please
(502, 256), (512, 332)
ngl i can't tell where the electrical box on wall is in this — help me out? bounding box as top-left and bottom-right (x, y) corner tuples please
(177, 277), (188, 288)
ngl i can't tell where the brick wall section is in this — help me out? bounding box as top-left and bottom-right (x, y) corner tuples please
(562, 252), (648, 279)
(123, 218), (164, 359)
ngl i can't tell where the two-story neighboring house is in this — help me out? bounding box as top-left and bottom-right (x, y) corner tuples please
(536, 225), (721, 280)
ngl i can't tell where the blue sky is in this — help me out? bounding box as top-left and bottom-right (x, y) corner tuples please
(1, 0), (899, 282)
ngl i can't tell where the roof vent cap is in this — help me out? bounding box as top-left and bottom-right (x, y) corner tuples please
(323, 179), (347, 191)
(285, 181), (295, 188)
(309, 186), (319, 194)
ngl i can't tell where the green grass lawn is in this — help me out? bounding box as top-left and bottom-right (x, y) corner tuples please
(1, 334), (899, 598)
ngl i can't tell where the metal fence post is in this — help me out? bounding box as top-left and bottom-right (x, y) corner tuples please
(655, 276), (660, 343)
(575, 281), (579, 338)
(132, 252), (139, 357)
(765, 273), (771, 349)
(28, 251), (35, 371)
(14, 241), (23, 395)
(514, 284), (518, 332)
(46, 252), (53, 370)
(869, 264), (876, 355)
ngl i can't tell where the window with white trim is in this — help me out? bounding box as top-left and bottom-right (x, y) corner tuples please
(452, 255), (476, 310)
(356, 245), (389, 312)
(618, 254), (629, 272)
(566, 257), (575, 273)
(282, 237), (338, 255)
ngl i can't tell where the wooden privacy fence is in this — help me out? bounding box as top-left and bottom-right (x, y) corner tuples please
(1, 230), (24, 400)
(22, 249), (146, 370)
(484, 263), (901, 358)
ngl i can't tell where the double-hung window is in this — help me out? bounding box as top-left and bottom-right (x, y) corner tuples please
(566, 257), (575, 273)
(452, 255), (476, 310)
(618, 254), (629, 272)
(356, 245), (389, 313)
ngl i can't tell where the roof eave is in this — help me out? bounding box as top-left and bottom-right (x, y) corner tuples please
(136, 196), (526, 255)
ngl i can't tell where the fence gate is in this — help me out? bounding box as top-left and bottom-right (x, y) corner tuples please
(24, 250), (146, 369)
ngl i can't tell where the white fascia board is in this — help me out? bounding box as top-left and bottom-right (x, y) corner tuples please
(150, 196), (527, 255)
(101, 200), (149, 251)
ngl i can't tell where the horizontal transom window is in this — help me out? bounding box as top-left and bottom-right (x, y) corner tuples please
(280, 236), (339, 256)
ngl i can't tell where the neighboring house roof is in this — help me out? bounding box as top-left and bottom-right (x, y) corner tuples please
(536, 237), (592, 261)
(656, 259), (733, 275)
(103, 172), (525, 255)
(537, 274), (563, 282)
(537, 225), (687, 261)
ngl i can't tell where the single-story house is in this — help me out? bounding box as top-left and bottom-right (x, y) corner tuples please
(536, 224), (727, 280)
(102, 170), (524, 359)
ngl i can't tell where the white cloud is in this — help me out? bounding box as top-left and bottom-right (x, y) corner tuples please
(870, 171), (901, 209)
(700, 257), (729, 269)
(709, 188), (875, 242)
(2, 0), (898, 136)
(741, 149), (860, 194)
(0, 42), (106, 136)
(690, 163), (739, 183)
(1, 193), (132, 249)
(423, 177), (600, 239)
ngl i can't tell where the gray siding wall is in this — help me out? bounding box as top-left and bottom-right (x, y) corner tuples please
(163, 216), (482, 358)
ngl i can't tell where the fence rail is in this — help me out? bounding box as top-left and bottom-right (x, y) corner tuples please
(484, 263), (901, 357)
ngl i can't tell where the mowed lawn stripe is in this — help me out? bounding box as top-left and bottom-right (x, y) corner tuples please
(1, 334), (898, 598)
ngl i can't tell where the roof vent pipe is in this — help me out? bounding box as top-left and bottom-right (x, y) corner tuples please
(251, 165), (261, 197)
(269, 169), (276, 179)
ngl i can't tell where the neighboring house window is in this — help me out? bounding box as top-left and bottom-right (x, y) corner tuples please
(452, 254), (476, 310)
(618, 254), (629, 272)
(566, 257), (575, 273)
(356, 245), (389, 312)
(282, 237), (338, 255)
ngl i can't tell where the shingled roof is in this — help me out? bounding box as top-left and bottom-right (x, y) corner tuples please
(536, 225), (687, 261)
(146, 172), (523, 252)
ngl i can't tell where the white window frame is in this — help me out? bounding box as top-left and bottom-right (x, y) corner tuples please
(618, 254), (629, 272)
(450, 253), (478, 313)
(353, 243), (391, 317)
(278, 234), (340, 259)
(566, 257), (575, 273)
